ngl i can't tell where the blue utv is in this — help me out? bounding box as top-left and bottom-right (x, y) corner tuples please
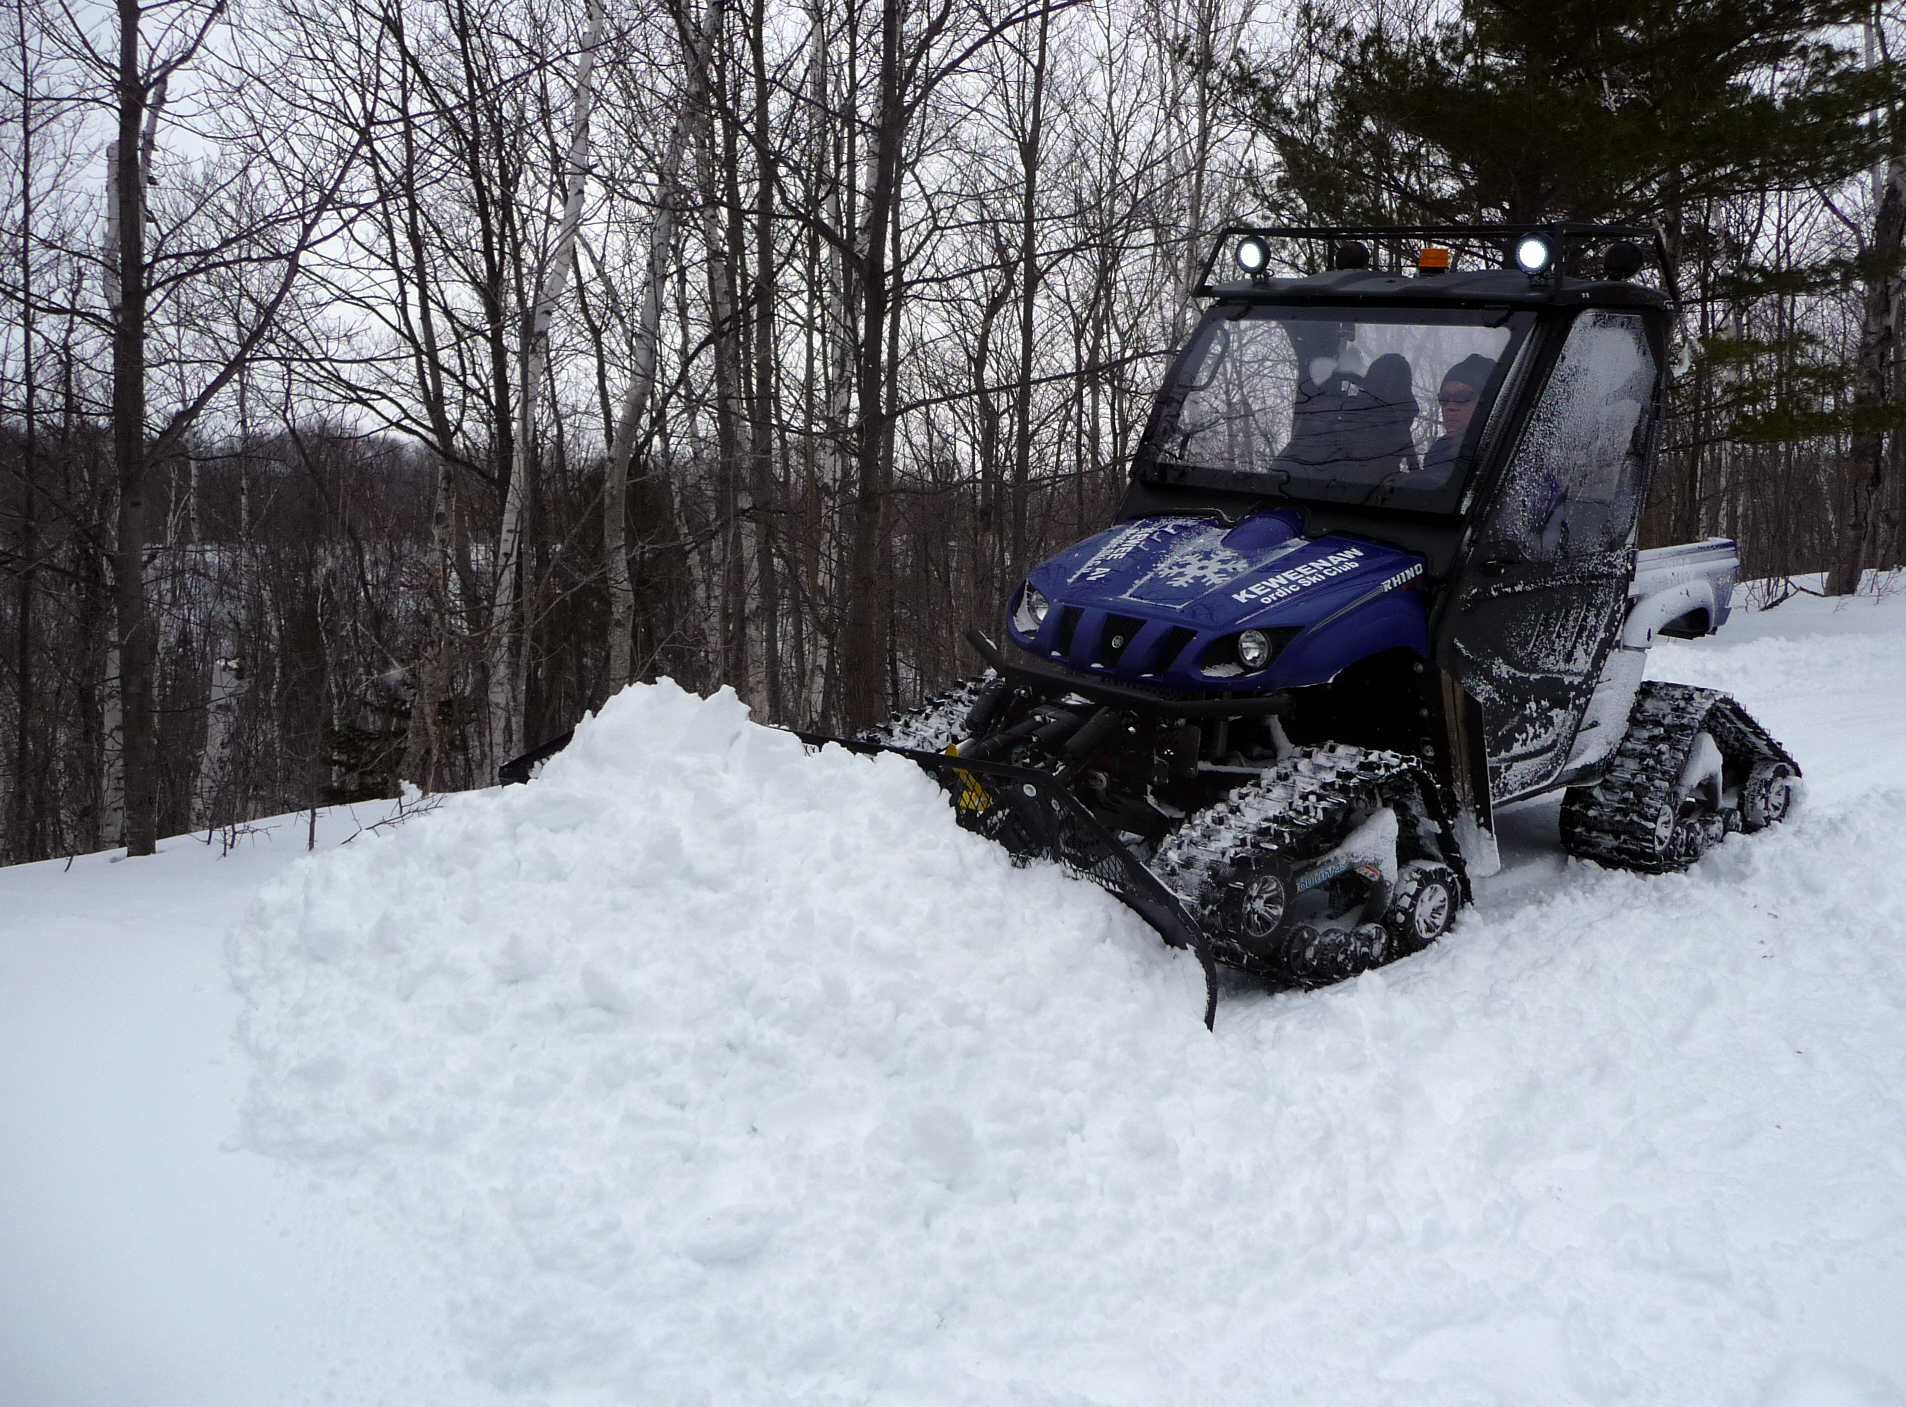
(842, 224), (1799, 1023)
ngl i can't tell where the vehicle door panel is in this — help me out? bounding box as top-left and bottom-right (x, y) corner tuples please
(1439, 310), (1661, 804)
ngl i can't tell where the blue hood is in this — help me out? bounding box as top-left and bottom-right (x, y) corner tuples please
(1009, 511), (1428, 692)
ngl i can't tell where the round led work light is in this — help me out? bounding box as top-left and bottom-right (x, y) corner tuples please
(1514, 235), (1554, 275)
(1234, 235), (1271, 276)
(1237, 629), (1272, 670)
(1603, 240), (1645, 281)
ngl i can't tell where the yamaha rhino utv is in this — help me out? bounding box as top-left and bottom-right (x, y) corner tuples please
(839, 224), (1798, 1022)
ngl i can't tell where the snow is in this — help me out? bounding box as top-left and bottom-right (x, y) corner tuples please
(5, 578), (1906, 1405)
(0, 810), (484, 1407)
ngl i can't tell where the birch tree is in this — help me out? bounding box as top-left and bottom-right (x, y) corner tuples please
(489, 0), (604, 766)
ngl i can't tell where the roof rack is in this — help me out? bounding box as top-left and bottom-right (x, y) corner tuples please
(1193, 222), (1668, 296)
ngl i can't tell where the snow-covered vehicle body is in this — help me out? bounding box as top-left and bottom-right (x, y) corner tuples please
(846, 224), (1800, 1018)
(997, 513), (1746, 833)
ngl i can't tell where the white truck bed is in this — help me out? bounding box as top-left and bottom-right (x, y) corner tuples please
(1626, 537), (1739, 644)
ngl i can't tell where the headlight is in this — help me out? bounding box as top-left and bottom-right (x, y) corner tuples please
(1234, 235), (1270, 276)
(1515, 235), (1553, 274)
(1237, 629), (1272, 669)
(1013, 583), (1050, 634)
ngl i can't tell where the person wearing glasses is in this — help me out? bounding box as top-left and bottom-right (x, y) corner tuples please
(1419, 354), (1495, 486)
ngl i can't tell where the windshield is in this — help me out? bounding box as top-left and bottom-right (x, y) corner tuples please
(1150, 305), (1533, 511)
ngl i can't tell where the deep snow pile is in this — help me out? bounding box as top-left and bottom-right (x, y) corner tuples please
(231, 601), (1906, 1406)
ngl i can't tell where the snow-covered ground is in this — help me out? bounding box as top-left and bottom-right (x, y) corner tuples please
(5, 579), (1906, 1407)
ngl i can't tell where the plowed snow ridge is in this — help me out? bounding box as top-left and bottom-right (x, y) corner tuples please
(218, 589), (1906, 1406)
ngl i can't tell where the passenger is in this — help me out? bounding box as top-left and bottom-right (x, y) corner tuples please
(1418, 354), (1496, 485)
(1280, 352), (1418, 488)
(1359, 353), (1416, 420)
(1342, 352), (1418, 480)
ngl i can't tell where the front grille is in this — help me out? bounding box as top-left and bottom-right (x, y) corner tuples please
(1147, 626), (1196, 674)
(1098, 615), (1145, 667)
(1052, 606), (1082, 656)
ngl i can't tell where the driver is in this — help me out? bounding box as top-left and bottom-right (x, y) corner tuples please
(1418, 354), (1496, 485)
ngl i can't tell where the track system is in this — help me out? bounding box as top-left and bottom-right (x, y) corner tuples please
(856, 676), (994, 751)
(1560, 681), (1800, 874)
(1152, 744), (1460, 983)
(845, 677), (1797, 1001)
(860, 686), (1469, 987)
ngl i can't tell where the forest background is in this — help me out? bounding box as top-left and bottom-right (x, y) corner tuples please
(2, 0), (1902, 862)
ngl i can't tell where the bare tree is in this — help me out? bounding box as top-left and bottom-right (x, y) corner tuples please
(488, 0), (603, 765)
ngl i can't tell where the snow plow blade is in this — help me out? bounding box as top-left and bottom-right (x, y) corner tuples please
(797, 731), (1219, 1028)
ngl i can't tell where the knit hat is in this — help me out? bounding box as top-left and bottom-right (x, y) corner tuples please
(1442, 353), (1496, 392)
(1361, 352), (1415, 405)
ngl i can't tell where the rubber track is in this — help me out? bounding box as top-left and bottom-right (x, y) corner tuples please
(1152, 744), (1426, 971)
(1559, 681), (1796, 875)
(856, 676), (991, 752)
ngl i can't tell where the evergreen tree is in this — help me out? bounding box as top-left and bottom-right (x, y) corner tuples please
(1242, 0), (1893, 231)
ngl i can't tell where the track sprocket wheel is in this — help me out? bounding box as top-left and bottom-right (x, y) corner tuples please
(1383, 860), (1460, 954)
(1217, 852), (1298, 951)
(1740, 760), (1798, 833)
(1275, 921), (1393, 987)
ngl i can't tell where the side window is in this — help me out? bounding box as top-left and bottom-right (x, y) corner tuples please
(1485, 311), (1656, 560)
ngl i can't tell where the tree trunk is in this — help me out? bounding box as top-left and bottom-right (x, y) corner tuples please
(971, 274), (1011, 619)
(604, 110), (692, 694)
(798, 0), (851, 724)
(111, 0), (155, 855)
(811, 0), (856, 726)
(749, 0), (782, 720)
(12, 2), (37, 861)
(400, 450), (459, 790)
(838, 0), (903, 728)
(680, 0), (750, 699)
(489, 0), (604, 766)
(1007, 1), (1050, 577)
(1828, 150), (1906, 595)
(387, 25), (468, 792)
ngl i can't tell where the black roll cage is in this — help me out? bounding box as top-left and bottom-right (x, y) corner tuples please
(1194, 222), (1676, 305)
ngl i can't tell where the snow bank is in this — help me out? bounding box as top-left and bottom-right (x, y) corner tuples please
(231, 671), (1906, 1405)
(231, 683), (1214, 1401)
